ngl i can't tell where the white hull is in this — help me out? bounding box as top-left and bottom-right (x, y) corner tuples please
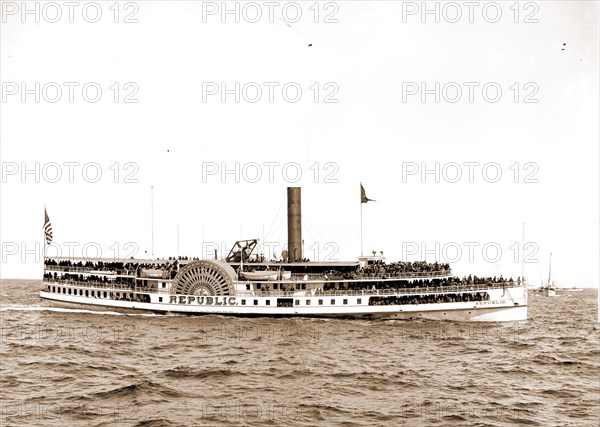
(41, 188), (529, 323)
(40, 286), (527, 322)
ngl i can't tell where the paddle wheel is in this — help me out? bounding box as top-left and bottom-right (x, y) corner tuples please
(171, 260), (236, 296)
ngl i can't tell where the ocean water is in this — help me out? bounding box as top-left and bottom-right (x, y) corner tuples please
(0, 280), (598, 427)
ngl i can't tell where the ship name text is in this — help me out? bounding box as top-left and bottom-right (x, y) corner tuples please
(169, 295), (237, 306)
(476, 300), (506, 305)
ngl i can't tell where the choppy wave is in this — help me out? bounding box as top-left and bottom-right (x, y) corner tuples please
(0, 303), (159, 317)
(163, 367), (241, 380)
(0, 280), (598, 426)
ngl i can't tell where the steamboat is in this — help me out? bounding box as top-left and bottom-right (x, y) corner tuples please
(40, 188), (527, 321)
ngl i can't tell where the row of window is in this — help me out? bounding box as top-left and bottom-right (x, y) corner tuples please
(240, 298), (362, 306)
(251, 283), (308, 290)
(48, 286), (131, 300)
(140, 280), (168, 288)
(47, 287), (365, 307)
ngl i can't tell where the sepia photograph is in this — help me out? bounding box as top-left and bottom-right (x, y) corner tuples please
(1, 1), (599, 425)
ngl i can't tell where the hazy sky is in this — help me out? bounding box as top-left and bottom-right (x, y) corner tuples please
(1, 1), (598, 287)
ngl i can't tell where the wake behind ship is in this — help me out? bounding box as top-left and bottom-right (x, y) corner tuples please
(40, 187), (527, 321)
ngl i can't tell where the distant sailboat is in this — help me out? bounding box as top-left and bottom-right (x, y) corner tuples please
(541, 253), (557, 297)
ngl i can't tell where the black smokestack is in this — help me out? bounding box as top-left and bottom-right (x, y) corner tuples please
(287, 187), (302, 262)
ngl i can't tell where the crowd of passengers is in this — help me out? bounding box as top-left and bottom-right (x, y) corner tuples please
(239, 260), (452, 279)
(320, 275), (520, 291)
(322, 261), (451, 280)
(362, 260), (451, 276)
(241, 256), (312, 263)
(43, 272), (135, 286)
(369, 292), (490, 305)
(44, 258), (182, 276)
(44, 258), (521, 290)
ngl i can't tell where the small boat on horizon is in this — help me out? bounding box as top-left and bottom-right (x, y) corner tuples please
(541, 253), (557, 297)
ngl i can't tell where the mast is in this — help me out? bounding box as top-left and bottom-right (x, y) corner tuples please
(43, 205), (47, 261)
(521, 222), (524, 283)
(151, 186), (155, 258)
(43, 205), (53, 262)
(360, 192), (363, 256)
(547, 252), (552, 287)
(359, 183), (375, 257)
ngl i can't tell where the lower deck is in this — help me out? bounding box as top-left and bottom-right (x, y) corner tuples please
(40, 283), (527, 322)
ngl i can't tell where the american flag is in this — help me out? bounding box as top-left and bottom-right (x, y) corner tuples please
(44, 208), (53, 245)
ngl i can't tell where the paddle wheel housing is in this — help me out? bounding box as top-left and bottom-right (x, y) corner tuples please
(171, 260), (237, 296)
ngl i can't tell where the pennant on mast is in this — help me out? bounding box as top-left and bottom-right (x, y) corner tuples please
(360, 183), (375, 203)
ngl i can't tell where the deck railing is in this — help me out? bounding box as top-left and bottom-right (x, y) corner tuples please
(44, 278), (522, 297)
(44, 279), (134, 291)
(245, 282), (520, 298)
(44, 265), (138, 276)
(43, 278), (170, 294)
(243, 269), (454, 283)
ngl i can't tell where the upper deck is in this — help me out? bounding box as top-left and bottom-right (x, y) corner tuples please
(43, 256), (454, 282)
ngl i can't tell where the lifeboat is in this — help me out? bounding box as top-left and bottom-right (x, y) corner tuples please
(240, 271), (279, 281)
